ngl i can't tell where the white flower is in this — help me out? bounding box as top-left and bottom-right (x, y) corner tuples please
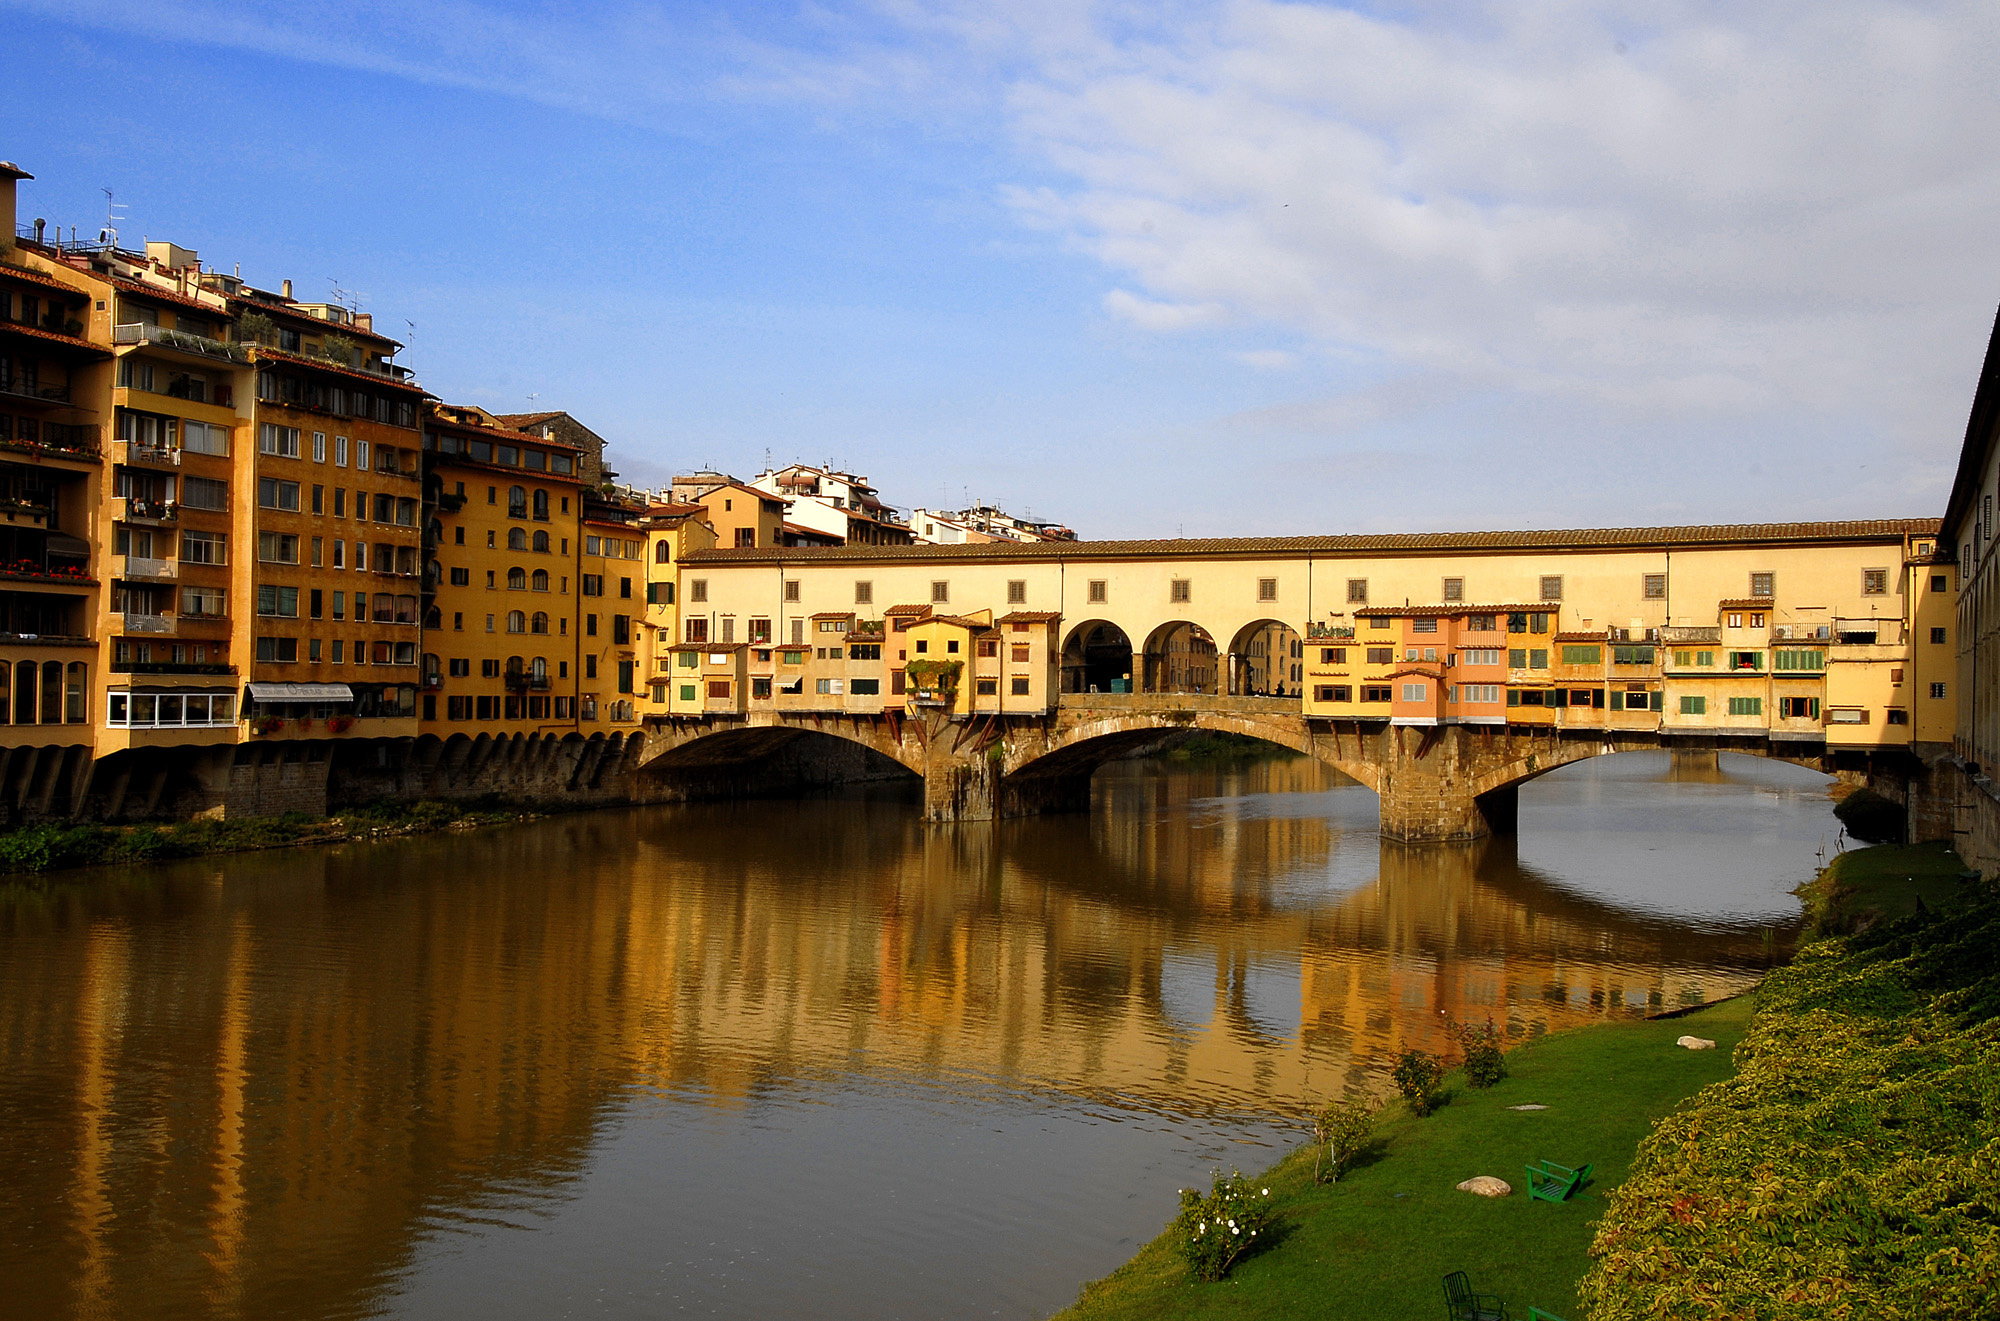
(1262, 1189), (1270, 1195)
(1232, 1226), (1239, 1235)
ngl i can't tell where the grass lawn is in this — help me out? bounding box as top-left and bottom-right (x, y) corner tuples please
(1055, 995), (1758, 1321)
(1798, 839), (1974, 931)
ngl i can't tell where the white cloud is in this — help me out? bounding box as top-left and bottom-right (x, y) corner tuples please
(1232, 348), (1295, 370)
(1103, 288), (1226, 331)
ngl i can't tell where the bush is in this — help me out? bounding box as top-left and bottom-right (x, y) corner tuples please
(1171, 1170), (1276, 1281)
(1580, 891), (2000, 1320)
(1392, 1048), (1446, 1116)
(1833, 787), (1904, 844)
(1310, 1096), (1376, 1183)
(1453, 1017), (1506, 1089)
(0, 822), (110, 874)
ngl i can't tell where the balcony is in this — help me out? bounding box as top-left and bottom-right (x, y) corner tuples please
(0, 562), (95, 587)
(122, 612), (173, 634)
(116, 440), (181, 468)
(112, 322), (250, 364)
(0, 379), (73, 408)
(115, 497), (178, 524)
(0, 423), (99, 461)
(1773, 624), (1832, 642)
(503, 672), (551, 692)
(0, 500), (51, 528)
(117, 555), (176, 581)
(1660, 626), (1721, 645)
(110, 660), (236, 675)
(0, 632), (91, 647)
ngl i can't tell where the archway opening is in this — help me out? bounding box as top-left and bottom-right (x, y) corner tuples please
(1226, 619), (1303, 698)
(1061, 620), (1134, 694)
(1141, 621), (1217, 695)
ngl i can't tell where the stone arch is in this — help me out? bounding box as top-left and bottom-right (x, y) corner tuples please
(1002, 709), (1379, 791)
(1140, 621), (1217, 695)
(1060, 619), (1133, 694)
(1225, 617), (1303, 698)
(641, 719), (923, 778)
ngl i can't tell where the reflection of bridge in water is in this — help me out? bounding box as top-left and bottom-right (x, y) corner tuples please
(1, 771), (1789, 1316)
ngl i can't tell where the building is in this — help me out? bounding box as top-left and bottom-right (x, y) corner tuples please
(747, 464), (914, 546)
(691, 480), (785, 550)
(1943, 304), (2000, 870)
(910, 504), (1076, 545)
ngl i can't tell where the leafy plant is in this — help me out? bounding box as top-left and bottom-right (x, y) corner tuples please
(1310, 1096), (1376, 1183)
(904, 658), (962, 701)
(1393, 1048), (1446, 1116)
(1833, 787), (1904, 844)
(319, 333), (356, 367)
(1171, 1170), (1276, 1281)
(1452, 1016), (1507, 1088)
(234, 311), (275, 345)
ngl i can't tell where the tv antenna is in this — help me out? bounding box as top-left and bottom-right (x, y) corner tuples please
(526, 392), (540, 410)
(328, 278), (361, 314)
(98, 187), (126, 249)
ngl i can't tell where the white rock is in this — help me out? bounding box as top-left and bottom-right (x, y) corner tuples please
(1456, 1176), (1513, 1197)
(1677, 1035), (1716, 1050)
(1506, 1104), (1548, 1111)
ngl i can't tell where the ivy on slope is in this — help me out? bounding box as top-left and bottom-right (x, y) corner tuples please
(1580, 895), (2000, 1320)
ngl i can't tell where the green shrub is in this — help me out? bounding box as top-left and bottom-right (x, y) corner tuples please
(1453, 1017), (1506, 1089)
(1833, 788), (1904, 844)
(1310, 1096), (1376, 1183)
(1580, 892), (2000, 1320)
(1392, 1048), (1446, 1116)
(0, 822), (110, 874)
(1171, 1170), (1276, 1281)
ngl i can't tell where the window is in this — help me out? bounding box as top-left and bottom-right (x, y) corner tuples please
(1931, 627), (1948, 644)
(1727, 696), (1763, 716)
(508, 486), (527, 518)
(1679, 695), (1707, 715)
(507, 567), (526, 590)
(1365, 647), (1394, 665)
(257, 477), (300, 511)
(184, 420), (229, 455)
(854, 580), (874, 605)
(180, 530), (226, 565)
(1750, 572), (1774, 598)
(1862, 568), (1889, 595)
(1441, 577), (1463, 602)
(257, 532), (299, 564)
(356, 439), (371, 470)
(1170, 579), (1191, 604)
(1460, 684), (1499, 704)
(1931, 682), (1948, 699)
(1258, 578), (1278, 603)
(781, 580), (798, 603)
(1539, 575), (1563, 601)
(1728, 651), (1762, 671)
(1087, 579), (1107, 604)
(532, 569), (549, 591)
(1529, 649), (1548, 669)
(814, 678), (845, 696)
(931, 580), (950, 604)
(974, 678), (998, 696)
(1346, 578), (1367, 604)
(254, 636), (297, 663)
(507, 611), (525, 634)
(180, 476), (227, 511)
(1773, 649), (1824, 671)
(1612, 645), (1654, 666)
(1561, 645), (1601, 665)
(1400, 682), (1427, 702)
(1411, 617), (1438, 634)
(449, 567), (470, 587)
(1828, 708), (1868, 724)
(1932, 573), (1949, 592)
(1634, 572), (1665, 600)
(1360, 685), (1392, 703)
(1780, 697), (1819, 719)
(533, 489), (549, 521)
(255, 585), (299, 617)
(258, 423), (300, 457)
(531, 612), (548, 634)
(582, 574), (603, 597)
(1462, 648), (1501, 666)
(688, 579), (708, 604)
(182, 586), (225, 617)
(1467, 614), (1495, 632)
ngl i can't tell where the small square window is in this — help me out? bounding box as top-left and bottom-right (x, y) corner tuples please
(1007, 580), (1027, 605)
(1931, 627), (1947, 644)
(1441, 577), (1464, 602)
(1257, 578), (1278, 603)
(1750, 572), (1775, 598)
(1862, 568), (1889, 595)
(854, 581), (873, 605)
(1643, 573), (1666, 599)
(782, 580), (800, 602)
(1087, 579), (1107, 604)
(1346, 578), (1367, 604)
(931, 580), (949, 604)
(1538, 575), (1563, 602)
(1170, 579), (1191, 604)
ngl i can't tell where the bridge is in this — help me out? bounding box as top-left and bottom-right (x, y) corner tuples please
(636, 691), (1873, 840)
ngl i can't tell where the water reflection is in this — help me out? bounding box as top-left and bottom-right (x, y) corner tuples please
(0, 751), (1816, 1320)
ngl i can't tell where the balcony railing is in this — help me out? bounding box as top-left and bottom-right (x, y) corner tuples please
(1660, 626), (1722, 644)
(109, 660), (235, 675)
(0, 632), (92, 647)
(117, 556), (176, 581)
(504, 672), (551, 691)
(116, 498), (178, 523)
(112, 322), (250, 363)
(117, 441), (181, 468)
(0, 500), (50, 526)
(122, 612), (173, 633)
(0, 380), (71, 406)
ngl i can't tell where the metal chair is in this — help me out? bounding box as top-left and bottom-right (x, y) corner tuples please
(1443, 1271), (1510, 1321)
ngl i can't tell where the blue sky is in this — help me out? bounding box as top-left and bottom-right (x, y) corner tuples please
(9, 1), (2000, 537)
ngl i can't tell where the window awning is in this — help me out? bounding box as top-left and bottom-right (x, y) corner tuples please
(45, 533), (91, 556)
(246, 682), (354, 702)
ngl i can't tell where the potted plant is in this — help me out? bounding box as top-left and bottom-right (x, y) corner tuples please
(252, 715), (285, 735)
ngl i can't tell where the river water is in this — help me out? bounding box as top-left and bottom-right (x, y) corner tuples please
(0, 751), (1829, 1320)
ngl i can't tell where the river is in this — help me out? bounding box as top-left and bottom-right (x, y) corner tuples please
(0, 750), (1830, 1319)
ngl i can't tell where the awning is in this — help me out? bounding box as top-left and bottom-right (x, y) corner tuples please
(45, 533), (91, 557)
(246, 682), (354, 703)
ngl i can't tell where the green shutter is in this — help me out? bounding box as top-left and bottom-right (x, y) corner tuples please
(1609, 690), (1624, 711)
(678, 684), (696, 702)
(1651, 691), (1664, 712)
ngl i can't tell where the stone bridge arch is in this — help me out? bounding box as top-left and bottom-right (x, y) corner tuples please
(635, 715), (925, 806)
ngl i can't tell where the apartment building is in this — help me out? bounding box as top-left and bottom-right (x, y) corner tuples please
(421, 404), (587, 731)
(748, 464), (914, 546)
(578, 499), (646, 727)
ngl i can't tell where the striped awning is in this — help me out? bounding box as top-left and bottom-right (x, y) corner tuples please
(246, 682), (354, 702)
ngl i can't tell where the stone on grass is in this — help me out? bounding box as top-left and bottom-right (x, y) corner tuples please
(1677, 1035), (1716, 1050)
(1456, 1176), (1512, 1197)
(1506, 1104), (1548, 1111)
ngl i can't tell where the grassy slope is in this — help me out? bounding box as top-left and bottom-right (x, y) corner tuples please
(1799, 839), (1971, 930)
(1058, 996), (1757, 1321)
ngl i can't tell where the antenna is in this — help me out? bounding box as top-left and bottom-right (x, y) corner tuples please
(328, 277), (361, 314)
(526, 392), (540, 410)
(99, 187), (126, 250)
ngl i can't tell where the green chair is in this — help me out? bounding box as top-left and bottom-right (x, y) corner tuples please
(1524, 1159), (1592, 1203)
(1443, 1271), (1508, 1321)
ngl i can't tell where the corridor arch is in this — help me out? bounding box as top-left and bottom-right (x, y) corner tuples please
(1060, 620), (1134, 694)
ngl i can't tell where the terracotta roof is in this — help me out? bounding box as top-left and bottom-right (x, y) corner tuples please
(997, 611), (1063, 623)
(426, 409), (562, 448)
(0, 263), (87, 296)
(493, 411), (566, 428)
(647, 501), (708, 519)
(668, 642), (746, 653)
(102, 274), (226, 316)
(253, 345), (425, 394)
(682, 519), (1940, 566)
(1353, 604), (1551, 617)
(1553, 631), (1607, 642)
(927, 613), (996, 632)
(1716, 598), (1777, 610)
(0, 320), (109, 357)
(810, 611), (855, 620)
(226, 291), (402, 345)
(884, 604), (933, 616)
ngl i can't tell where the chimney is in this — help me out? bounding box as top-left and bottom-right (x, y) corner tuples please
(281, 278), (293, 300)
(0, 161), (30, 254)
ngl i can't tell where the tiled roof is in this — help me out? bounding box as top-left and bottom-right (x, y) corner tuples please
(884, 604), (933, 616)
(997, 611), (1063, 623)
(810, 611), (855, 620)
(0, 319), (109, 357)
(253, 345), (426, 393)
(0, 262), (86, 296)
(1716, 598), (1777, 609)
(494, 411), (565, 428)
(1352, 604), (1550, 617)
(683, 519), (1939, 565)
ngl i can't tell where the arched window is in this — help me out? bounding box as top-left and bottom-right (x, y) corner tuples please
(532, 530), (549, 553)
(533, 489), (549, 521)
(507, 527), (527, 550)
(531, 656), (547, 679)
(530, 612), (548, 634)
(427, 518), (443, 541)
(507, 567), (526, 590)
(424, 606), (442, 629)
(507, 611), (525, 634)
(422, 652), (441, 680)
(12, 660), (31, 724)
(40, 661), (61, 724)
(655, 540), (670, 564)
(65, 662), (86, 723)
(508, 485), (527, 518)
(505, 655), (523, 676)
(531, 569), (549, 592)
(0, 662), (10, 725)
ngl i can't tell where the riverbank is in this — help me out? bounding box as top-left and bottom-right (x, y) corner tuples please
(1793, 836), (1972, 935)
(1057, 995), (1758, 1321)
(0, 797), (547, 880)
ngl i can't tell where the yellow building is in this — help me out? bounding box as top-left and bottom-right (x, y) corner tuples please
(421, 404), (586, 732)
(638, 503), (715, 712)
(578, 502), (646, 727)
